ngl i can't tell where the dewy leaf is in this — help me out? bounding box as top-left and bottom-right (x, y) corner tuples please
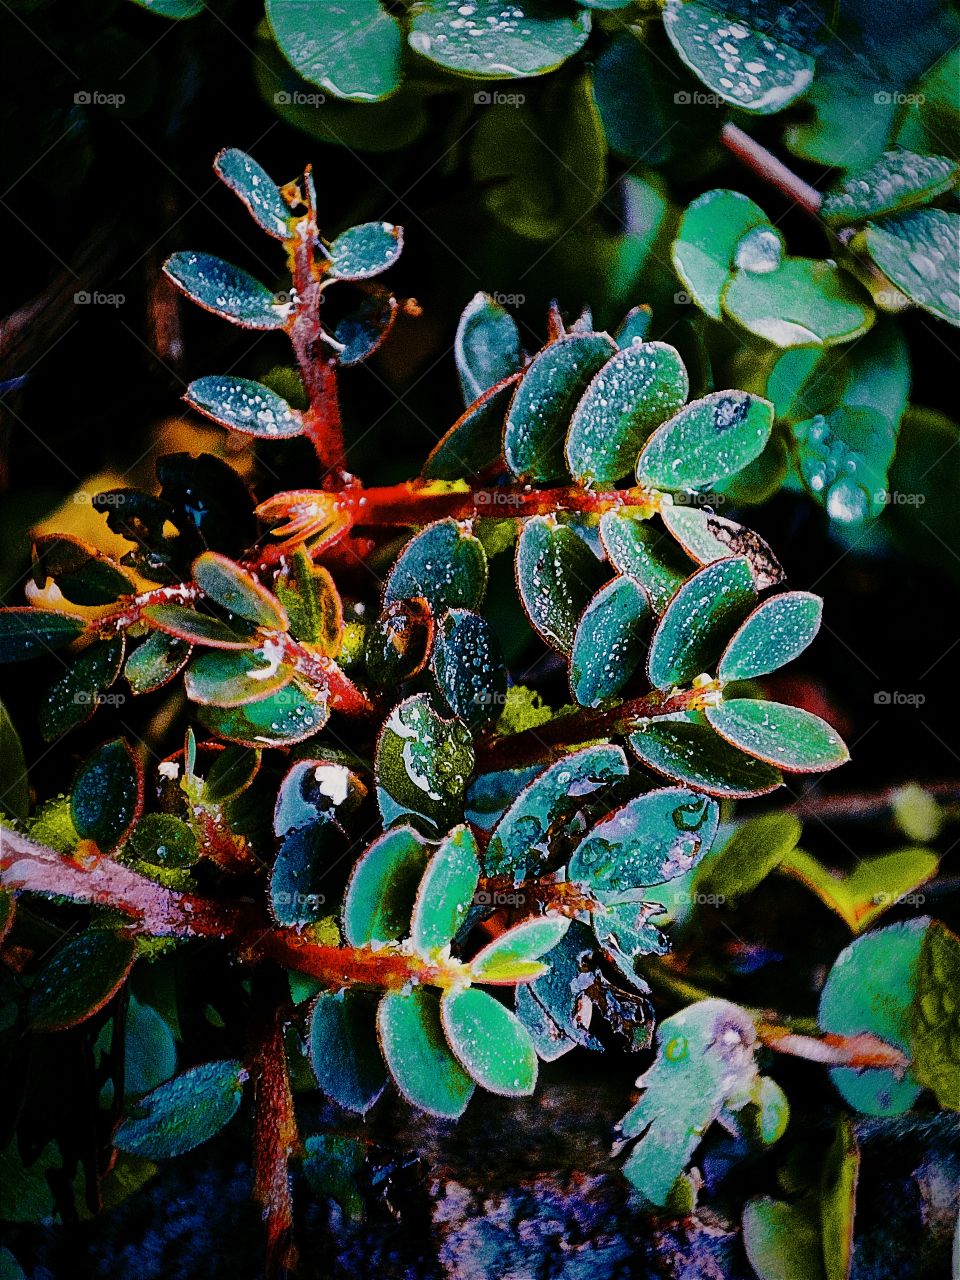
(410, 826), (480, 955)
(647, 557), (756, 690)
(637, 392), (774, 491)
(39, 635), (125, 741)
(114, 1060), (245, 1159)
(408, 0), (591, 79)
(432, 608), (506, 730)
(719, 592), (822, 682)
(742, 1197), (826, 1280)
(659, 505), (784, 591)
(469, 916), (570, 984)
(185, 376), (304, 438)
(213, 148), (290, 239)
(129, 813), (199, 868)
(125, 632), (191, 695)
(384, 519), (487, 614)
(342, 824), (430, 947)
(791, 407), (893, 525)
(266, 0), (403, 102)
(912, 920), (960, 1111)
(440, 987), (537, 1096)
(28, 932), (136, 1032)
(375, 694), (474, 829)
(422, 374), (521, 481)
(71, 738), (143, 852)
(274, 553), (342, 654)
(514, 921), (600, 1061)
(864, 209), (960, 328)
(326, 221), (403, 280)
(378, 988), (475, 1118)
(568, 788), (719, 896)
(334, 289), (399, 366)
(504, 333), (616, 482)
(821, 150), (959, 224)
(163, 252), (287, 329)
(515, 516), (607, 654)
(454, 292), (523, 406)
(271, 818), (346, 927)
(143, 605), (259, 650)
(0, 609), (85, 663)
(485, 744), (629, 880)
(197, 682), (329, 746)
(818, 918), (928, 1116)
(672, 190), (775, 319)
(193, 552), (289, 630)
(309, 990), (387, 1114)
(565, 342), (689, 484)
(707, 699), (849, 772)
(570, 576), (651, 708)
(722, 258), (875, 348)
(629, 712), (783, 798)
(663, 0), (824, 114)
(599, 512), (694, 613)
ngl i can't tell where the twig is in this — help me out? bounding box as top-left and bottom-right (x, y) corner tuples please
(720, 123), (823, 217)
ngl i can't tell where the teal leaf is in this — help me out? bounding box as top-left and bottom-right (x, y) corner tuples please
(504, 333), (616, 482)
(335, 290), (399, 365)
(213, 148), (290, 239)
(469, 916), (570, 983)
(432, 608), (506, 730)
(185, 376), (304, 438)
(129, 813), (199, 868)
(718, 592), (822, 682)
(39, 636), (125, 741)
(197, 683), (329, 746)
(327, 221), (403, 280)
(454, 292), (523, 405)
(598, 511), (693, 613)
(28, 932), (136, 1032)
(71, 738), (143, 852)
(864, 208), (960, 327)
(125, 632), (191, 695)
(342, 824), (430, 946)
(114, 1060), (245, 1158)
(271, 819), (345, 926)
(514, 921), (600, 1061)
(122, 995), (178, 1098)
(591, 900), (669, 983)
(163, 252), (286, 329)
(659, 505), (784, 590)
(515, 516), (606, 653)
(273, 757), (356, 833)
(142, 604), (259, 650)
(821, 150), (958, 224)
(791, 406), (893, 524)
(127, 0), (205, 18)
(422, 374), (521, 481)
(440, 987), (537, 1095)
(629, 712), (783, 798)
(185, 647), (294, 707)
(378, 988), (475, 1118)
(309, 989), (387, 1114)
(636, 392), (774, 490)
(193, 552), (289, 630)
(0, 609), (85, 663)
(647, 557), (756, 690)
(410, 826), (480, 955)
(570, 576), (651, 708)
(302, 1134), (366, 1221)
(375, 694), (474, 828)
(266, 0), (403, 101)
(722, 258), (874, 347)
(706, 699), (849, 772)
(408, 0), (590, 79)
(672, 190), (774, 319)
(384, 519), (487, 614)
(565, 342), (689, 484)
(568, 788), (719, 895)
(693, 812), (802, 904)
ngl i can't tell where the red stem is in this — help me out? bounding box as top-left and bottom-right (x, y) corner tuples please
(251, 1000), (300, 1279)
(720, 123), (823, 217)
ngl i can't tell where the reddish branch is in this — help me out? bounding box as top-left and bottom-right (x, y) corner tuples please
(757, 1022), (911, 1073)
(251, 1002), (301, 1279)
(788, 780), (960, 823)
(720, 123), (823, 217)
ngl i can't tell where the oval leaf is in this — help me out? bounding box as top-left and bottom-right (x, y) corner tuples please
(214, 148), (290, 238)
(722, 258), (874, 348)
(375, 694), (475, 829)
(142, 604), (258, 649)
(327, 221), (403, 279)
(71, 738), (143, 852)
(821, 150), (958, 224)
(384, 519), (487, 614)
(410, 826), (480, 956)
(29, 932), (136, 1032)
(659, 505), (783, 590)
(408, 0), (591, 80)
(432, 608), (506, 730)
(469, 916), (570, 984)
(193, 553), (288, 630)
(636, 391), (774, 490)
(422, 373), (521, 482)
(647, 557), (756, 690)
(114, 1060), (245, 1158)
(266, 0), (403, 102)
(309, 989), (387, 1114)
(343, 825), (430, 947)
(440, 987), (537, 1096)
(164, 252), (286, 329)
(570, 575), (651, 708)
(185, 376), (304, 438)
(706, 699), (849, 772)
(272, 818), (346, 927)
(378, 988), (475, 1119)
(718, 592), (822, 682)
(0, 609), (85, 664)
(629, 712), (783, 798)
(453, 291), (523, 406)
(125, 632), (192, 695)
(515, 516), (606, 654)
(864, 208), (960, 327)
(599, 511), (693, 613)
(197, 683), (329, 746)
(672, 190), (774, 319)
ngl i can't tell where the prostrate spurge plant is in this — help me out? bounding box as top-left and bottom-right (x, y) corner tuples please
(1, 150), (954, 1278)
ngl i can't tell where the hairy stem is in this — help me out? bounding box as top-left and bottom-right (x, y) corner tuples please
(250, 988), (300, 1280)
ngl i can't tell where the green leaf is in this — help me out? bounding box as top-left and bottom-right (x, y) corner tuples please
(185, 376), (304, 438)
(569, 788), (719, 895)
(28, 931), (136, 1031)
(410, 826), (480, 955)
(821, 150), (958, 224)
(440, 987), (537, 1095)
(505, 333), (616, 482)
(192, 553), (288, 630)
(598, 511), (693, 613)
(722, 258), (875, 347)
(184, 646), (294, 707)
(39, 636), (125, 741)
(779, 846), (938, 933)
(408, 0), (590, 79)
(123, 995), (178, 1099)
(719, 592), (822, 682)
(275, 553), (342, 653)
(378, 988), (475, 1118)
(32, 535), (134, 605)
(202, 745), (260, 805)
(672, 190), (774, 319)
(363, 599), (433, 686)
(663, 0), (823, 114)
(821, 1117), (860, 1280)
(71, 738), (142, 851)
(706, 699), (849, 772)
(570, 576), (651, 708)
(127, 0), (205, 18)
(659, 505), (784, 590)
(693, 812), (802, 903)
(453, 292), (523, 406)
(375, 694), (474, 829)
(114, 1060), (245, 1158)
(0, 608), (85, 663)
(514, 921), (600, 1060)
(743, 1197), (825, 1280)
(432, 608), (506, 730)
(327, 221), (403, 279)
(864, 208), (960, 327)
(636, 391), (774, 490)
(629, 712), (783, 798)
(213, 148), (290, 239)
(163, 251), (286, 329)
(309, 989), (386, 1114)
(343, 825), (430, 946)
(129, 813), (199, 868)
(647, 557), (756, 690)
(0, 700), (28, 820)
(142, 604), (258, 649)
(335, 290), (399, 365)
(485, 743), (629, 880)
(469, 916), (570, 983)
(384, 519), (487, 614)
(125, 632), (191, 695)
(818, 918), (926, 1115)
(422, 374), (521, 481)
(272, 819), (345, 927)
(302, 1134), (366, 1221)
(791, 407), (893, 523)
(515, 516), (606, 653)
(266, 0), (403, 101)
(565, 342), (689, 484)
(197, 683), (329, 746)
(912, 920), (960, 1110)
